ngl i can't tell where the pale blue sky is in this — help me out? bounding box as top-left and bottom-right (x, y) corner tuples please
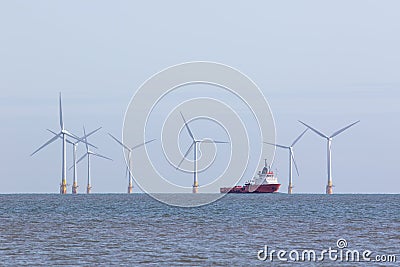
(0, 1), (399, 193)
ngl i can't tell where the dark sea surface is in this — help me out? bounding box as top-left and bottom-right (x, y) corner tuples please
(0, 194), (399, 266)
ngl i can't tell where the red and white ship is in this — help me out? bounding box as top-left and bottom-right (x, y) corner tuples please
(220, 160), (281, 193)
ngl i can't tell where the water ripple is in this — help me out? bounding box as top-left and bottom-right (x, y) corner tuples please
(0, 194), (398, 266)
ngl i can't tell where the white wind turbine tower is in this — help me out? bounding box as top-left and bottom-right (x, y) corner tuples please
(31, 93), (89, 194)
(177, 112), (228, 193)
(264, 128), (308, 194)
(108, 133), (155, 194)
(76, 126), (112, 194)
(299, 120), (360, 194)
(49, 127), (102, 194)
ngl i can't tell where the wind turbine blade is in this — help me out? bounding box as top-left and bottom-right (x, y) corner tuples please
(69, 127), (101, 147)
(83, 127), (102, 149)
(200, 139), (229, 144)
(131, 139), (156, 150)
(264, 142), (289, 149)
(59, 92), (64, 130)
(92, 152), (112, 161)
(108, 133), (131, 151)
(47, 129), (74, 144)
(64, 130), (98, 149)
(176, 142), (194, 169)
(291, 128), (309, 147)
(85, 127), (102, 139)
(291, 150), (300, 176)
(47, 129), (58, 136)
(330, 120), (360, 138)
(30, 133), (61, 156)
(65, 139), (74, 145)
(298, 121), (328, 139)
(76, 153), (88, 165)
(180, 112), (195, 141)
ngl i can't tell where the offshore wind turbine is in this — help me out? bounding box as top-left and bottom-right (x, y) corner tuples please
(264, 128), (308, 194)
(77, 126), (112, 194)
(177, 112), (228, 193)
(49, 127), (102, 194)
(108, 133), (155, 193)
(31, 93), (90, 194)
(299, 120), (360, 194)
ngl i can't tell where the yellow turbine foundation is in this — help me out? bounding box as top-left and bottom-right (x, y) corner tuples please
(87, 184), (91, 194)
(72, 182), (78, 194)
(326, 181), (333, 194)
(60, 179), (67, 194)
(192, 181), (199, 193)
(288, 184), (293, 194)
(127, 182), (133, 194)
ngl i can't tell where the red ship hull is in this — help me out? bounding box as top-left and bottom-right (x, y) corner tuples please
(220, 183), (281, 193)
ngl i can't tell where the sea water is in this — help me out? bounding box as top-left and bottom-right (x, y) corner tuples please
(0, 194), (399, 266)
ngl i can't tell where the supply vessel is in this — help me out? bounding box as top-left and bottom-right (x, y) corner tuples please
(220, 160), (281, 193)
